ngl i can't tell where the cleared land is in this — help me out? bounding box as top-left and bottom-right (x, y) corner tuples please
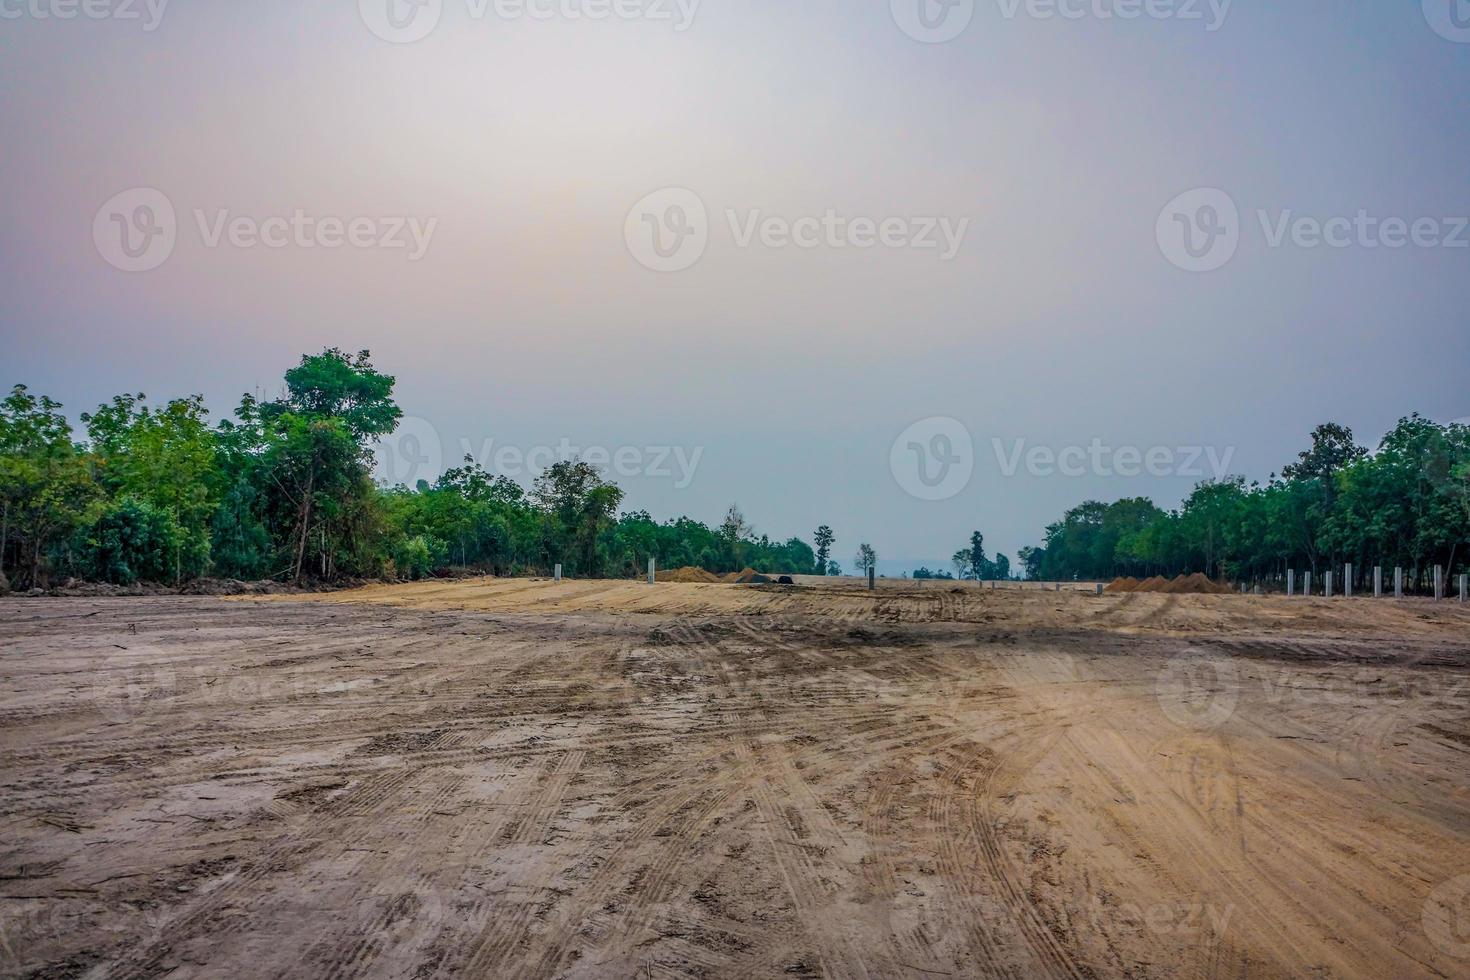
(2, 581), (1468, 979)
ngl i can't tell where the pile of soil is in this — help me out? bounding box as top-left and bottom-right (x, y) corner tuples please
(1112, 573), (1234, 596)
(1162, 572), (1233, 595)
(655, 567), (724, 584)
(651, 566), (776, 585)
(727, 568), (772, 585)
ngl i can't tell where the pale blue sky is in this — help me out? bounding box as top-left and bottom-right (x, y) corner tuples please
(3, 1), (1468, 570)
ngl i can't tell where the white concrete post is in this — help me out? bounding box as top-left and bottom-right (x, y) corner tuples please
(1305, 571), (1312, 597)
(1374, 567), (1382, 598)
(1287, 570), (1295, 597)
(1395, 567), (1403, 599)
(1325, 571), (1333, 599)
(1435, 565), (1444, 601)
(648, 557), (656, 585)
(1344, 564), (1353, 598)
(554, 563), (562, 583)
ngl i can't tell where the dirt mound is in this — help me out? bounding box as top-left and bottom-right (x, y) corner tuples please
(1161, 573), (1233, 595)
(1124, 573), (1233, 595)
(656, 566), (723, 584)
(726, 568), (772, 584)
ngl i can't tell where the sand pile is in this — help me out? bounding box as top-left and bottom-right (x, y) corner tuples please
(656, 567), (723, 584)
(726, 568), (772, 584)
(1118, 573), (1233, 595)
(1162, 572), (1233, 595)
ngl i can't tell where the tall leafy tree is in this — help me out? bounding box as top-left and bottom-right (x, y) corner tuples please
(813, 525), (834, 575)
(0, 386), (100, 587)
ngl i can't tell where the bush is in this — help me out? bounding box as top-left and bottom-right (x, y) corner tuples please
(79, 498), (186, 585)
(392, 534), (446, 581)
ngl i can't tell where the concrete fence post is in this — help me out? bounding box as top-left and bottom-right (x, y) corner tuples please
(1305, 571), (1312, 597)
(1395, 567), (1403, 599)
(1287, 570), (1295, 597)
(1325, 571), (1334, 599)
(1461, 574), (1467, 604)
(1434, 565), (1444, 601)
(554, 563), (562, 583)
(1374, 566), (1382, 598)
(1344, 564), (1353, 598)
(648, 557), (656, 585)
(868, 567), (876, 591)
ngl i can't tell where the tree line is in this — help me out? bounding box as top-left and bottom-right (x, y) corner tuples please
(0, 350), (834, 589)
(1019, 419), (1470, 593)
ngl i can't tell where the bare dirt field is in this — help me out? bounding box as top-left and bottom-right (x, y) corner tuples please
(3, 580), (1469, 979)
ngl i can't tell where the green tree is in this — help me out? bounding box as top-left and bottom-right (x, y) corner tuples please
(0, 386), (100, 587)
(813, 525), (834, 575)
(81, 393), (218, 581)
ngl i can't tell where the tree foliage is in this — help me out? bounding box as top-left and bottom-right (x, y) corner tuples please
(0, 354), (824, 587)
(1025, 417), (1469, 591)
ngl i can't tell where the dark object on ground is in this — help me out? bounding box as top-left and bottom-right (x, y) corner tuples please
(778, 576), (795, 585)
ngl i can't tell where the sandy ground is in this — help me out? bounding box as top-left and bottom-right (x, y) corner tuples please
(2, 581), (1468, 979)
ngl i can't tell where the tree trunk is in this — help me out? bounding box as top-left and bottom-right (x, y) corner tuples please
(293, 472), (315, 584)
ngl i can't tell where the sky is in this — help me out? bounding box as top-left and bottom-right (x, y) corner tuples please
(3, 0), (1469, 573)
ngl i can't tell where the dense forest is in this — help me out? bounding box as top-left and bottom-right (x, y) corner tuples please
(0, 350), (818, 590)
(4, 351), (1465, 595)
(1020, 420), (1470, 593)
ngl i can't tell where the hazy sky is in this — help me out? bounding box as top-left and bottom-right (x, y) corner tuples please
(3, 1), (1468, 571)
